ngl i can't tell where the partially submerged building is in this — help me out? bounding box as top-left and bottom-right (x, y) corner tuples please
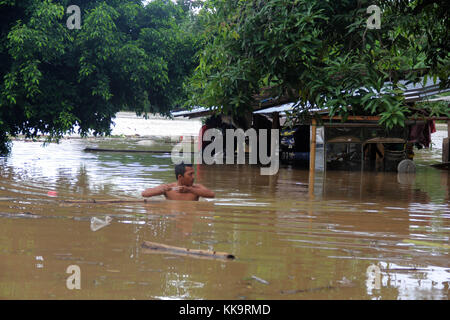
(172, 78), (450, 173)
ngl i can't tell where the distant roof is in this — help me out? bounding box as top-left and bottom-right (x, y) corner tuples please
(253, 102), (330, 115)
(253, 102), (297, 114)
(425, 95), (450, 102)
(171, 106), (215, 118)
(171, 102), (325, 117)
(172, 77), (449, 118)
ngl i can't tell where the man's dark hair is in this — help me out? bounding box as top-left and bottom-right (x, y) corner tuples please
(175, 162), (193, 179)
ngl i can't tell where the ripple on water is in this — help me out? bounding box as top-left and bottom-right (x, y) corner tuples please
(0, 129), (449, 300)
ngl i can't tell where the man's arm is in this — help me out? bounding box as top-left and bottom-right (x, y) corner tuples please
(182, 184), (215, 198)
(142, 184), (171, 197)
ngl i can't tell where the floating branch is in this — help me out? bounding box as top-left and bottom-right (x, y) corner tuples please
(430, 162), (450, 170)
(141, 241), (235, 260)
(280, 285), (337, 295)
(0, 197), (20, 201)
(63, 199), (158, 204)
(84, 147), (198, 154)
(380, 268), (429, 272)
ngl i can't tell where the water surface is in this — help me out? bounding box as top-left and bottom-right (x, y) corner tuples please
(0, 120), (448, 300)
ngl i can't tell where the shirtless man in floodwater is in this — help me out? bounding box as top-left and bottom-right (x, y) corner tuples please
(141, 162), (215, 201)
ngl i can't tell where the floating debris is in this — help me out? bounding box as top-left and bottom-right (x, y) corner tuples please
(90, 216), (112, 232)
(141, 241), (235, 260)
(0, 212), (41, 219)
(250, 275), (269, 285)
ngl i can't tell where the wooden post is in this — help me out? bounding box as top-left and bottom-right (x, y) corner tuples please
(444, 138), (449, 163)
(444, 120), (450, 163)
(309, 119), (317, 199)
(272, 112), (280, 129)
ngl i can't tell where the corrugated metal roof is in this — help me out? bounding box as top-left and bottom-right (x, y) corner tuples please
(253, 102), (296, 114)
(425, 95), (450, 102)
(253, 102), (330, 115)
(172, 77), (449, 118)
(171, 106), (209, 117)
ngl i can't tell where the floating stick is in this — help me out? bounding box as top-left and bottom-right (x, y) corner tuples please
(63, 199), (158, 204)
(84, 147), (198, 154)
(402, 239), (450, 249)
(141, 241), (235, 260)
(250, 275), (269, 285)
(280, 285), (337, 295)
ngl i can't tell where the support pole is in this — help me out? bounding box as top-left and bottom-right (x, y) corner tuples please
(448, 120), (450, 138)
(309, 119), (317, 199)
(444, 120), (450, 163)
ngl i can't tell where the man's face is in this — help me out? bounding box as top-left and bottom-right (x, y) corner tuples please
(179, 166), (195, 186)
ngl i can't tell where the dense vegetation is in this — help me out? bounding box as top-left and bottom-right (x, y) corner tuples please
(187, 0), (449, 127)
(0, 0), (448, 154)
(0, 0), (201, 153)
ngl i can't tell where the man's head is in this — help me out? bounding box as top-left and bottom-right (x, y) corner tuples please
(175, 162), (194, 186)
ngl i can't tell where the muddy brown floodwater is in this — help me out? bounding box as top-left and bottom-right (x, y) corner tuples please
(0, 121), (449, 300)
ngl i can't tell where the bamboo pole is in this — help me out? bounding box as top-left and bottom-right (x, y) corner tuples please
(308, 119), (317, 199)
(141, 241), (235, 260)
(84, 148), (199, 154)
(63, 199), (157, 204)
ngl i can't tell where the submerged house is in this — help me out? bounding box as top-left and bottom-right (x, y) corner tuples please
(253, 105), (438, 173)
(172, 78), (450, 173)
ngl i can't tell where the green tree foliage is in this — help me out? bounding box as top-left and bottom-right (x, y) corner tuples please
(0, 0), (200, 153)
(187, 0), (449, 128)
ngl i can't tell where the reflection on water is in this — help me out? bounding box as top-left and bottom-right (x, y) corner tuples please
(0, 127), (449, 300)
